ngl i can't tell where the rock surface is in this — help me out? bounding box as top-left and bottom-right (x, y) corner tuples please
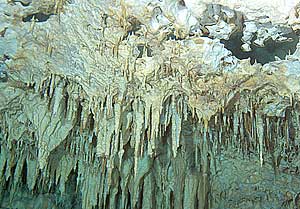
(0, 0), (300, 208)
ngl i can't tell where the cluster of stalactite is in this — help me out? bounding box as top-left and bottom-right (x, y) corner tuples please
(1, 0), (300, 208)
(0, 73), (299, 209)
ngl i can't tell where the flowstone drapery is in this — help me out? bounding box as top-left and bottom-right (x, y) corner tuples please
(0, 0), (300, 208)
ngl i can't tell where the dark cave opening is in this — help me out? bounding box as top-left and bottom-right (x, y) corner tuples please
(22, 13), (53, 22)
(13, 0), (31, 7)
(221, 30), (299, 65)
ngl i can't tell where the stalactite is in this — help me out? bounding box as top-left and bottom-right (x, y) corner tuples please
(96, 107), (107, 157)
(113, 100), (122, 157)
(12, 154), (26, 192)
(256, 114), (264, 167)
(239, 113), (244, 153)
(183, 174), (198, 209)
(133, 99), (143, 177)
(198, 122), (210, 209)
(26, 156), (38, 192)
(171, 96), (182, 157)
(194, 123), (200, 169)
(80, 101), (90, 133)
(233, 110), (239, 147)
(51, 80), (64, 116)
(1, 0), (300, 208)
(142, 173), (154, 209)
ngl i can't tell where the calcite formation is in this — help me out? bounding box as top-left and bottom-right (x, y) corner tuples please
(0, 0), (300, 208)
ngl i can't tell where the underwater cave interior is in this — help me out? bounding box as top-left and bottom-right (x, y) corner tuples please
(221, 30), (300, 65)
(1, 0), (300, 208)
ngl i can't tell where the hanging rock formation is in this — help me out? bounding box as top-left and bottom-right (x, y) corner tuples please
(0, 0), (300, 208)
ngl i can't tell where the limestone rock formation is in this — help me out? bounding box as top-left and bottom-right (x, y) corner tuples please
(0, 0), (300, 208)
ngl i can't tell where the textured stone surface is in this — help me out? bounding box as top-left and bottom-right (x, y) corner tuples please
(0, 0), (300, 209)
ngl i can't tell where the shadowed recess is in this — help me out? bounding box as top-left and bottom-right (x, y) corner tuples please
(22, 13), (53, 22)
(221, 30), (299, 65)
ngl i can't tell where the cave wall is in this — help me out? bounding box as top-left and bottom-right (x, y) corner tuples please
(0, 0), (300, 209)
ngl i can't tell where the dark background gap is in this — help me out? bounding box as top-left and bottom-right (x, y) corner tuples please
(221, 30), (299, 65)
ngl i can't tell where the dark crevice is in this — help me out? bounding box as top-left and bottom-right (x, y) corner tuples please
(63, 90), (69, 118)
(21, 160), (27, 185)
(105, 192), (110, 209)
(178, 0), (186, 7)
(122, 16), (142, 41)
(128, 16), (142, 34)
(1, 160), (7, 177)
(91, 133), (97, 148)
(137, 45), (153, 58)
(10, 162), (17, 180)
(14, 0), (32, 7)
(127, 190), (131, 209)
(137, 45), (144, 58)
(75, 101), (83, 126)
(88, 112), (95, 132)
(170, 191), (175, 209)
(32, 170), (41, 194)
(65, 169), (80, 208)
(0, 70), (8, 83)
(221, 30), (299, 65)
(0, 27), (7, 37)
(22, 13), (53, 22)
(166, 32), (185, 41)
(137, 180), (144, 209)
